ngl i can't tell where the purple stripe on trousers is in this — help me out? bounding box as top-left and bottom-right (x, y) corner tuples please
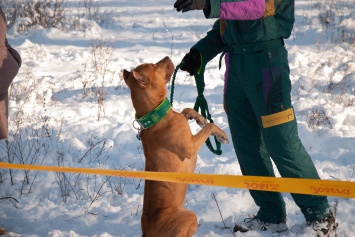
(262, 68), (272, 105)
(263, 67), (281, 105)
(224, 53), (230, 95)
(220, 0), (265, 20)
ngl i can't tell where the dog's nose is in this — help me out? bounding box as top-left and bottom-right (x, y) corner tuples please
(161, 56), (171, 64)
(157, 56), (171, 65)
(159, 57), (174, 68)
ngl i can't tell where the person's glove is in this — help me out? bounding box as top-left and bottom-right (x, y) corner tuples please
(174, 0), (208, 12)
(180, 49), (201, 76)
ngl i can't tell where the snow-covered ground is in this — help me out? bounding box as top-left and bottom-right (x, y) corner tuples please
(0, 0), (354, 236)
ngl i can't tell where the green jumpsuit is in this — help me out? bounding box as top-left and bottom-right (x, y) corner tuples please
(191, 0), (330, 223)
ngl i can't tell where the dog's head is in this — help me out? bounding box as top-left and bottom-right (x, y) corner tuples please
(123, 56), (174, 115)
(123, 56), (174, 91)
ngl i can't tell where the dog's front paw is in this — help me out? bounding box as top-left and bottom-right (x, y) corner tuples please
(196, 115), (208, 128)
(215, 134), (229, 144)
(212, 128), (229, 144)
(181, 108), (208, 128)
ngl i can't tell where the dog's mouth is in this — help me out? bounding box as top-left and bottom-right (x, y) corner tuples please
(157, 56), (174, 82)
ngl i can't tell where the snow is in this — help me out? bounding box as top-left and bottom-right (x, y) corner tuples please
(1, 0), (355, 236)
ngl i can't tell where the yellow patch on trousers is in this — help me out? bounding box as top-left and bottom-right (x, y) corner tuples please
(261, 108), (294, 128)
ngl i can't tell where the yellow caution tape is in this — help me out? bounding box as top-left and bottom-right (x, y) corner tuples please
(0, 162), (354, 198)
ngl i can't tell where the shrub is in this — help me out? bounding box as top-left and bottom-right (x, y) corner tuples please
(0, 0), (65, 33)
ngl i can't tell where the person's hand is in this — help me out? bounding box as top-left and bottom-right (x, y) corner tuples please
(180, 49), (201, 76)
(174, 0), (208, 12)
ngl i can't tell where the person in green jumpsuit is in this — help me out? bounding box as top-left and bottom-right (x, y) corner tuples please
(174, 0), (337, 235)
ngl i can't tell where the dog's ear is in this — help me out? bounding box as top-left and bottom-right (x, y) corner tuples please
(132, 70), (148, 86)
(123, 69), (130, 82)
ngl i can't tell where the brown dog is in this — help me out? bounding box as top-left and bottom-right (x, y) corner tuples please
(123, 56), (229, 237)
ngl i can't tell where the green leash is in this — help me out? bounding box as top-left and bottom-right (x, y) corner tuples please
(170, 62), (222, 155)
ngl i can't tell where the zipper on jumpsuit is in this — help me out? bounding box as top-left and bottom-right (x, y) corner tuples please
(261, 17), (276, 85)
(268, 51), (275, 84)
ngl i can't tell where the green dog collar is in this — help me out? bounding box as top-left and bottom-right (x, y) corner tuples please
(135, 98), (171, 129)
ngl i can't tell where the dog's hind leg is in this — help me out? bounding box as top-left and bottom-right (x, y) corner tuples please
(143, 208), (198, 237)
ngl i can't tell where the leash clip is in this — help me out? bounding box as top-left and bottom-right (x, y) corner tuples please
(133, 119), (144, 130)
(133, 120), (143, 140)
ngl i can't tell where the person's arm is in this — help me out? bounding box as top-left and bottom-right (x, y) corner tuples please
(192, 19), (225, 63)
(274, 0), (295, 39)
(205, 0), (266, 20)
(179, 20), (225, 75)
(5, 38), (22, 67)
